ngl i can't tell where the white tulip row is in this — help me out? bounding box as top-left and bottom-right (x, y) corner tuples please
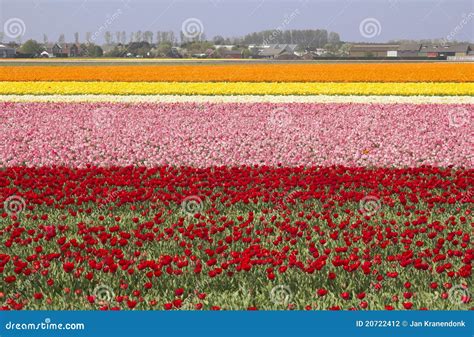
(1, 95), (473, 104)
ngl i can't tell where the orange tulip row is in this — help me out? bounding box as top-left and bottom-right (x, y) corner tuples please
(0, 63), (472, 82)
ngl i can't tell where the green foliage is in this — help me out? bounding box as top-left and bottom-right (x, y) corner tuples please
(154, 42), (173, 57)
(19, 39), (42, 55)
(238, 29), (339, 49)
(182, 41), (214, 53)
(127, 41), (152, 56)
(81, 44), (104, 57)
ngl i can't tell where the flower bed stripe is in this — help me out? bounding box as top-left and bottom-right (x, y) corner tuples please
(0, 165), (472, 310)
(0, 94), (473, 104)
(1, 102), (471, 168)
(0, 63), (473, 82)
(0, 81), (473, 96)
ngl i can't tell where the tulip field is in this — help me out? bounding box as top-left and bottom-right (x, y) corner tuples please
(0, 61), (472, 311)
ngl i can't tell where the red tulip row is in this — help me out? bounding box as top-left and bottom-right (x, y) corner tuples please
(0, 166), (472, 310)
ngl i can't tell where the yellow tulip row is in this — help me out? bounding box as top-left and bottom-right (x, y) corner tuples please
(0, 81), (472, 96)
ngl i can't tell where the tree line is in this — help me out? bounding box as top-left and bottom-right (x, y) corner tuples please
(3, 29), (341, 48)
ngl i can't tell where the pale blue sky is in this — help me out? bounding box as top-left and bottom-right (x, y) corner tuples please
(1, 0), (473, 43)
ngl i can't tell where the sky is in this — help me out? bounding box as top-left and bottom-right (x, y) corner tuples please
(0, 0), (473, 44)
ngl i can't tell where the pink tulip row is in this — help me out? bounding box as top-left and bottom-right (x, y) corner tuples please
(0, 102), (472, 167)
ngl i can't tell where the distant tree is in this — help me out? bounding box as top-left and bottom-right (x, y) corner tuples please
(213, 35), (225, 45)
(338, 43), (351, 56)
(0, 32), (4, 42)
(85, 32), (92, 43)
(239, 29), (330, 49)
(84, 44), (103, 57)
(43, 34), (48, 44)
(104, 31), (112, 44)
(127, 41), (151, 56)
(158, 31), (176, 44)
(135, 31), (143, 42)
(322, 43), (336, 56)
(58, 33), (65, 44)
(169, 31), (176, 44)
(328, 32), (340, 45)
(241, 48), (251, 58)
(104, 46), (125, 57)
(74, 32), (79, 44)
(115, 31), (121, 44)
(121, 31), (127, 44)
(155, 42), (173, 57)
(5, 41), (20, 49)
(19, 39), (42, 55)
(184, 40), (214, 53)
(143, 31), (153, 44)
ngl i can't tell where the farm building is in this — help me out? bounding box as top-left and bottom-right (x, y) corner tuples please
(219, 49), (243, 59)
(0, 44), (16, 58)
(419, 44), (471, 58)
(43, 43), (81, 57)
(257, 44), (298, 59)
(348, 44), (399, 57)
(397, 44), (422, 57)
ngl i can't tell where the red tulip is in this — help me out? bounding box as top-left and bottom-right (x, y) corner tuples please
(317, 289), (328, 297)
(357, 292), (366, 299)
(127, 300), (137, 309)
(341, 292), (351, 300)
(63, 262), (75, 273)
(403, 302), (413, 309)
(4, 276), (16, 283)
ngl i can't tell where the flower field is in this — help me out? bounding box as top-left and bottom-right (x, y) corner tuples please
(1, 63), (473, 82)
(0, 62), (472, 311)
(0, 102), (472, 167)
(1, 81), (473, 96)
